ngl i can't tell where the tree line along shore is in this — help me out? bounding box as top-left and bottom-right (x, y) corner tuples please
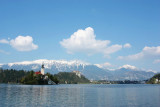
(0, 69), (90, 85)
(0, 69), (160, 85)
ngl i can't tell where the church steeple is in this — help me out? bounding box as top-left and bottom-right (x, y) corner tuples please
(42, 64), (44, 68)
(41, 63), (45, 75)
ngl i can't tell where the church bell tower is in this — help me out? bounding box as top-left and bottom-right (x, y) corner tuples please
(41, 64), (45, 75)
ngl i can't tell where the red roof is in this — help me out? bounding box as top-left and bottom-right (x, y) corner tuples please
(35, 71), (41, 75)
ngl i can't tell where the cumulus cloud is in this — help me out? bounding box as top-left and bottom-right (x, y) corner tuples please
(60, 27), (124, 56)
(10, 36), (38, 51)
(0, 36), (38, 52)
(123, 43), (131, 48)
(0, 39), (9, 44)
(118, 46), (160, 60)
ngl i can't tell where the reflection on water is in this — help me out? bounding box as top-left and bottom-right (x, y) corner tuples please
(0, 84), (160, 107)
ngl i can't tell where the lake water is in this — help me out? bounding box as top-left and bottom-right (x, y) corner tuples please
(0, 84), (160, 107)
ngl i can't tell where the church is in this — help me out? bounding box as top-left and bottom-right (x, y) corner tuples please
(35, 64), (45, 75)
(34, 64), (56, 85)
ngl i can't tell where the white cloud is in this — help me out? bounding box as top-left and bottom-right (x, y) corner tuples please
(0, 36), (38, 52)
(118, 46), (160, 60)
(153, 59), (160, 64)
(10, 36), (38, 51)
(60, 27), (123, 56)
(123, 43), (131, 48)
(0, 39), (9, 44)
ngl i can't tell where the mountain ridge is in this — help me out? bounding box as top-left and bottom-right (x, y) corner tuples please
(0, 59), (156, 80)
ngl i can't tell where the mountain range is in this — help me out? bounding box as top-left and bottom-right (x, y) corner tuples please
(0, 59), (156, 80)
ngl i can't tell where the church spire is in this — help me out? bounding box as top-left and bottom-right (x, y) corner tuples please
(41, 63), (45, 75)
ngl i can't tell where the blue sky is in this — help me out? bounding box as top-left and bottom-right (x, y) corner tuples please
(0, 0), (160, 71)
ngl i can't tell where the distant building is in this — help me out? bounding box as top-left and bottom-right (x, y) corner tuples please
(65, 81), (67, 84)
(73, 71), (81, 78)
(155, 79), (159, 83)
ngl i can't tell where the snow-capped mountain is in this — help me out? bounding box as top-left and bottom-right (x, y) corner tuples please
(110, 65), (155, 80)
(0, 59), (156, 80)
(2, 59), (89, 72)
(119, 64), (138, 70)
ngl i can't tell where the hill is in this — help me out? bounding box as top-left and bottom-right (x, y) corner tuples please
(54, 72), (90, 84)
(0, 69), (29, 83)
(147, 73), (160, 84)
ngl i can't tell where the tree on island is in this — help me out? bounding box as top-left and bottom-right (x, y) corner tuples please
(20, 71), (59, 85)
(0, 68), (90, 85)
(0, 69), (29, 83)
(147, 73), (160, 84)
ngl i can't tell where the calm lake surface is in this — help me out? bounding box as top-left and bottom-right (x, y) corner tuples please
(0, 84), (160, 107)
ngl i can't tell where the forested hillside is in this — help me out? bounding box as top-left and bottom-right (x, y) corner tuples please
(147, 73), (160, 84)
(54, 72), (90, 84)
(0, 69), (90, 84)
(0, 69), (29, 83)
